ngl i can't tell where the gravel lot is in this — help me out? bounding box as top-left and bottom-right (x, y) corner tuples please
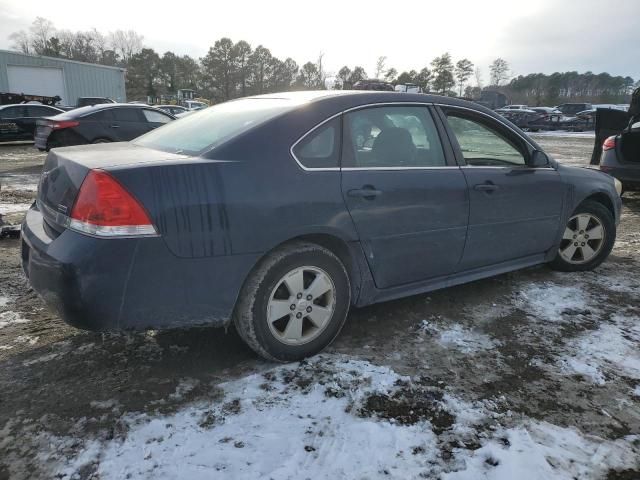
(0, 135), (639, 479)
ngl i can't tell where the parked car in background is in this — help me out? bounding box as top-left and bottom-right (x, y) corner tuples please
(34, 103), (175, 151)
(495, 104), (530, 112)
(555, 103), (593, 115)
(530, 107), (562, 115)
(155, 105), (189, 116)
(22, 91), (621, 362)
(394, 83), (422, 94)
(599, 88), (640, 192)
(0, 104), (64, 142)
(183, 100), (208, 110)
(353, 79), (395, 91)
(77, 97), (115, 108)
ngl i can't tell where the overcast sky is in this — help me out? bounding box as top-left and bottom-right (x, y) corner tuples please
(1, 0), (638, 80)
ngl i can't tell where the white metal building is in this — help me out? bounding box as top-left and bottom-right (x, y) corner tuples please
(0, 50), (126, 106)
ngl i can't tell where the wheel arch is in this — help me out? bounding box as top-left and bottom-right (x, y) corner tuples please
(233, 232), (366, 315)
(579, 191), (615, 218)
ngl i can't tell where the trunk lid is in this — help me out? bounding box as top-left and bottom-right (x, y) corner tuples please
(37, 143), (190, 230)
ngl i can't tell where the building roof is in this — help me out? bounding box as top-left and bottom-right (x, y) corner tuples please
(0, 49), (126, 72)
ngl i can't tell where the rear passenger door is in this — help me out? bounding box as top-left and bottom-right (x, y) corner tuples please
(110, 107), (149, 141)
(23, 106), (58, 138)
(439, 107), (564, 270)
(341, 105), (469, 289)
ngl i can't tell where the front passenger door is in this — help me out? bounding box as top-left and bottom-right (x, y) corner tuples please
(440, 108), (564, 270)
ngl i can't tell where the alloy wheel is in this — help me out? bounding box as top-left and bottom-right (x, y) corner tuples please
(267, 266), (336, 345)
(559, 213), (605, 264)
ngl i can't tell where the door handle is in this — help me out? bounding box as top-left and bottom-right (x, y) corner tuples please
(473, 182), (499, 192)
(110, 124), (120, 128)
(347, 187), (382, 199)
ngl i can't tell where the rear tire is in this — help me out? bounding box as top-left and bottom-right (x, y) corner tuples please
(233, 242), (351, 362)
(549, 200), (615, 272)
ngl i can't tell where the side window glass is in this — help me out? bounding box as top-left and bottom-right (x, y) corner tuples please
(446, 114), (526, 166)
(1, 106), (23, 118)
(88, 110), (114, 122)
(344, 106), (445, 168)
(292, 117), (339, 169)
(112, 108), (142, 122)
(143, 109), (173, 124)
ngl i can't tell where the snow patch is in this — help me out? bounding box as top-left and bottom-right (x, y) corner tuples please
(15, 335), (39, 346)
(0, 202), (32, 215)
(40, 356), (639, 480)
(0, 296), (10, 307)
(437, 324), (499, 354)
(557, 314), (640, 384)
(0, 311), (29, 329)
(516, 283), (592, 321)
(443, 422), (638, 480)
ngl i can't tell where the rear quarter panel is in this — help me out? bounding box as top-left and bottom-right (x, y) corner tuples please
(107, 110), (359, 259)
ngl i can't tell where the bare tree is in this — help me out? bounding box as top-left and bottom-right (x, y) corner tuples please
(374, 56), (387, 79)
(9, 31), (30, 54)
(29, 17), (55, 54)
(474, 67), (484, 88)
(489, 58), (510, 86)
(109, 30), (143, 64)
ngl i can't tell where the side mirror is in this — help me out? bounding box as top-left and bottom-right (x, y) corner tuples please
(530, 150), (550, 168)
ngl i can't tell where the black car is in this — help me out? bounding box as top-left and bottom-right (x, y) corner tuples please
(598, 88), (640, 192)
(0, 104), (65, 142)
(155, 105), (189, 116)
(556, 103), (593, 116)
(353, 79), (395, 91)
(22, 91), (621, 362)
(76, 97), (116, 108)
(34, 104), (175, 151)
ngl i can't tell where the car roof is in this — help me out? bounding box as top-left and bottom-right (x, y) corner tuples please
(246, 90), (492, 110)
(0, 103), (62, 110)
(53, 103), (160, 119)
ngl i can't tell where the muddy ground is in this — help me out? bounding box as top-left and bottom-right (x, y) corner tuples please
(0, 136), (639, 479)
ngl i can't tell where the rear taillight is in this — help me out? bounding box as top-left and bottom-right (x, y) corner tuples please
(69, 170), (157, 237)
(50, 120), (79, 130)
(602, 136), (617, 151)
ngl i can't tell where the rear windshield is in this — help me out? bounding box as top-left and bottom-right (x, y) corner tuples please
(133, 98), (296, 155)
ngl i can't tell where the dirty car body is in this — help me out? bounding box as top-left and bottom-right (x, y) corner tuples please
(21, 91), (621, 337)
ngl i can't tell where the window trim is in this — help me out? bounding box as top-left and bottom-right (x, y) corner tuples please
(290, 102), (466, 172)
(341, 104), (450, 170)
(435, 104), (556, 171)
(438, 105), (546, 169)
(290, 112), (343, 171)
(142, 108), (174, 123)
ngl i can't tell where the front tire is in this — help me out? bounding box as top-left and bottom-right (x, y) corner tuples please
(233, 242), (351, 362)
(549, 200), (615, 272)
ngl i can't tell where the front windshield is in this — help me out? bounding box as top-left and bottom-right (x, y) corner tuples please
(134, 98), (297, 155)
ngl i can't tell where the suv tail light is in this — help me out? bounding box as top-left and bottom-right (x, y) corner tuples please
(602, 136), (617, 151)
(50, 120), (80, 130)
(69, 170), (157, 237)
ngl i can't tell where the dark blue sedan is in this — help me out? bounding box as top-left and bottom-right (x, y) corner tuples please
(21, 91), (622, 361)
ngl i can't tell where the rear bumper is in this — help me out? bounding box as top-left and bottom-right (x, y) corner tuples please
(21, 207), (260, 331)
